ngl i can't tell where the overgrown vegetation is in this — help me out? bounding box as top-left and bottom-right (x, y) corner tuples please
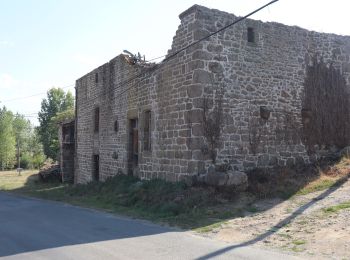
(0, 107), (45, 170)
(38, 87), (74, 160)
(0, 171), (247, 228)
(247, 156), (350, 199)
(302, 56), (350, 150)
(1, 155), (349, 230)
(202, 95), (223, 164)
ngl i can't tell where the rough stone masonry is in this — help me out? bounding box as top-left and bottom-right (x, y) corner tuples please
(74, 4), (350, 184)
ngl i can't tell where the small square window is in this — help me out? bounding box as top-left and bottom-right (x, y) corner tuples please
(247, 27), (255, 43)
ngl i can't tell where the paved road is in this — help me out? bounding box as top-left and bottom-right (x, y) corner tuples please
(0, 192), (300, 260)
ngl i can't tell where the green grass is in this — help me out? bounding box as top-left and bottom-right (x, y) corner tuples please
(292, 239), (306, 246)
(1, 161), (348, 232)
(291, 246), (305, 252)
(296, 178), (338, 196)
(194, 221), (227, 233)
(290, 240), (307, 253)
(0, 170), (243, 229)
(0, 170), (38, 190)
(322, 201), (350, 214)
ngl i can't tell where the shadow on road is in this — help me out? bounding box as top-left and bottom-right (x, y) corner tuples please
(0, 192), (171, 257)
(0, 157), (348, 258)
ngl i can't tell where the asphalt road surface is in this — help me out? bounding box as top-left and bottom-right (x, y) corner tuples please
(0, 192), (301, 260)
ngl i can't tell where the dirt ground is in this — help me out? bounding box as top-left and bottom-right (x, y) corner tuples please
(194, 175), (350, 260)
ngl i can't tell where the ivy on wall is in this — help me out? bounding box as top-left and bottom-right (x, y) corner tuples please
(302, 56), (350, 149)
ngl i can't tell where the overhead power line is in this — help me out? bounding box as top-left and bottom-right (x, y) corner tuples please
(102, 0), (280, 101)
(164, 0), (279, 62)
(0, 84), (74, 103)
(147, 1), (278, 62)
(2, 0), (279, 106)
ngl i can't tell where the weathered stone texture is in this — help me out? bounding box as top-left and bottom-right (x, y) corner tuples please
(75, 5), (350, 184)
(59, 120), (75, 183)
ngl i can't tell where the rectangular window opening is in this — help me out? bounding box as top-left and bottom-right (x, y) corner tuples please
(93, 154), (99, 181)
(95, 73), (99, 83)
(247, 27), (255, 43)
(94, 107), (100, 132)
(143, 110), (151, 151)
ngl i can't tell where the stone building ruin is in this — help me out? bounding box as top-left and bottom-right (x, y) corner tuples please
(58, 119), (75, 183)
(73, 5), (350, 184)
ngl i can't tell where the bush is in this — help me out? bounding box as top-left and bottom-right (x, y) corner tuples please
(19, 152), (32, 169)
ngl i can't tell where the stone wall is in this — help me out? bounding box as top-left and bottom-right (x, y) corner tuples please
(59, 120), (75, 183)
(75, 4), (350, 183)
(186, 5), (350, 171)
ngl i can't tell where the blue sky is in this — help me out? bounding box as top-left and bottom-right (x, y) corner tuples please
(1, 0), (350, 125)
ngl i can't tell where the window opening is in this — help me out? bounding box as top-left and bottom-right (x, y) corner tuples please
(144, 111), (151, 151)
(93, 154), (99, 181)
(247, 27), (255, 43)
(94, 107), (100, 132)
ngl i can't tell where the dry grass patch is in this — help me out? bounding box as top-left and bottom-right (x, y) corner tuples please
(248, 156), (350, 199)
(0, 170), (39, 190)
(297, 156), (350, 195)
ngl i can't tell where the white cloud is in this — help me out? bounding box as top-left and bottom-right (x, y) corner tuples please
(0, 40), (12, 47)
(0, 73), (19, 89)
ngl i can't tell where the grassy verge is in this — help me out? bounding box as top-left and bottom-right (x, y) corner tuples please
(0, 156), (349, 231)
(297, 156), (350, 196)
(247, 156), (350, 199)
(296, 176), (339, 196)
(0, 170), (248, 229)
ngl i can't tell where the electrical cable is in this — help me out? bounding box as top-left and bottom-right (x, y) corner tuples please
(1, 84), (74, 103)
(2, 0), (279, 111)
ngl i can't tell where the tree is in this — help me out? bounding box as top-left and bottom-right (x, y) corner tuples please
(24, 127), (46, 169)
(51, 108), (75, 125)
(38, 88), (74, 160)
(0, 107), (45, 170)
(13, 113), (31, 168)
(0, 107), (16, 170)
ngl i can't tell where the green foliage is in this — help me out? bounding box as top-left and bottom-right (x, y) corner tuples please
(13, 114), (46, 169)
(38, 88), (74, 160)
(19, 152), (31, 169)
(0, 107), (16, 169)
(31, 151), (46, 169)
(13, 113), (30, 144)
(0, 106), (46, 170)
(51, 108), (75, 124)
(27, 128), (46, 169)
